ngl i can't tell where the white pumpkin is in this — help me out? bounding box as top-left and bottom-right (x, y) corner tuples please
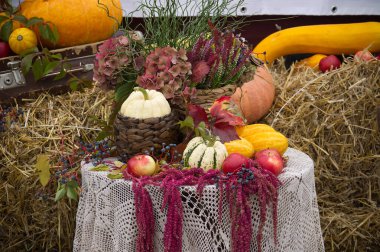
(183, 136), (228, 171)
(120, 88), (171, 119)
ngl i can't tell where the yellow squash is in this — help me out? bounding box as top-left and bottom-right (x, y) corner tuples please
(224, 137), (254, 158)
(252, 22), (380, 63)
(245, 131), (288, 155)
(295, 54), (327, 70)
(236, 124), (275, 138)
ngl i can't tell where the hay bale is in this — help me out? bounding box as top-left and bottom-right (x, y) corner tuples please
(0, 88), (113, 251)
(1, 58), (379, 251)
(263, 58), (380, 251)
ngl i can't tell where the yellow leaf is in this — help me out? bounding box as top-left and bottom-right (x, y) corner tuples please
(36, 155), (50, 187)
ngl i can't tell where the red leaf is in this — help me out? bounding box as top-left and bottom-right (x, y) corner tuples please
(212, 122), (240, 143)
(188, 103), (209, 127)
(210, 96), (244, 126)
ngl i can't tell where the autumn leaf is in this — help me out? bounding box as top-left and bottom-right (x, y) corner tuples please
(209, 96), (244, 126)
(187, 103), (209, 127)
(35, 155), (50, 187)
(211, 122), (240, 143)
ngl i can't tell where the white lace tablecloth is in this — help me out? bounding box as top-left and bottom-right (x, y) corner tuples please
(73, 148), (324, 252)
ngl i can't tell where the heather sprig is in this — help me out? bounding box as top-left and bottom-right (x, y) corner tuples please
(187, 24), (252, 89)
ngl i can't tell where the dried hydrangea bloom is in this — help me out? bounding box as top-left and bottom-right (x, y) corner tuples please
(137, 46), (192, 99)
(93, 34), (141, 91)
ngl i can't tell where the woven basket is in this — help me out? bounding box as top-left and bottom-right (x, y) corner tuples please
(192, 84), (237, 110)
(114, 111), (180, 157)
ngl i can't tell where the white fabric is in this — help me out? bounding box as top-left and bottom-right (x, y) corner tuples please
(73, 148), (324, 252)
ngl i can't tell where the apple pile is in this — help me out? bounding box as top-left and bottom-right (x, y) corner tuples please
(221, 149), (285, 176)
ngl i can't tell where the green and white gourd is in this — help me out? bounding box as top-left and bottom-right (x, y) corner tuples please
(119, 87), (171, 119)
(183, 136), (228, 171)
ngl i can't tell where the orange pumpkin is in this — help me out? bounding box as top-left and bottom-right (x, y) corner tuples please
(231, 66), (275, 123)
(19, 0), (123, 48)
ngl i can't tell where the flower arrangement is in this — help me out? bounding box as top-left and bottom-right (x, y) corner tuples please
(72, 1), (284, 252)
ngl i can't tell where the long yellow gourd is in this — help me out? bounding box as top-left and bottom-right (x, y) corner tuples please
(252, 22), (380, 63)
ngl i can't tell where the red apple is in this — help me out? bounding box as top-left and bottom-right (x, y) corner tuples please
(127, 154), (157, 177)
(255, 149), (284, 176)
(0, 41), (11, 58)
(222, 153), (251, 174)
(354, 50), (375, 61)
(319, 55), (341, 72)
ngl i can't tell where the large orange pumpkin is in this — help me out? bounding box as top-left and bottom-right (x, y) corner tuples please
(231, 66), (275, 123)
(19, 0), (123, 48)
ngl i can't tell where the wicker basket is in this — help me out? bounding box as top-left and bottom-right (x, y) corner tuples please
(192, 84), (237, 110)
(114, 111), (180, 157)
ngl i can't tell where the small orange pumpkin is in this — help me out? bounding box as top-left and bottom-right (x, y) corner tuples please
(231, 66), (275, 123)
(9, 28), (37, 55)
(20, 0), (123, 48)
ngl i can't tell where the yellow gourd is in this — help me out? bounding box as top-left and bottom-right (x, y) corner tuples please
(253, 22), (380, 63)
(295, 54), (327, 70)
(224, 137), (254, 158)
(244, 131), (288, 155)
(236, 124), (275, 138)
(8, 28), (37, 55)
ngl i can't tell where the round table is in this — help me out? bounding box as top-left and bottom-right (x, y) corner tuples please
(73, 148), (324, 252)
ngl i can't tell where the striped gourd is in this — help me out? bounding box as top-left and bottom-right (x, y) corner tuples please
(183, 136), (228, 171)
(236, 123), (276, 138)
(245, 131), (288, 155)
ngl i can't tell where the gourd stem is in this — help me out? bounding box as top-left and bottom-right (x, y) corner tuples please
(134, 87), (149, 100)
(207, 135), (217, 147)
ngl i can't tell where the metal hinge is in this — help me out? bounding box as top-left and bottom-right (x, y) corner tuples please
(0, 61), (26, 90)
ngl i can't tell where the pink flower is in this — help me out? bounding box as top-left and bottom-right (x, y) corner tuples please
(117, 36), (130, 46)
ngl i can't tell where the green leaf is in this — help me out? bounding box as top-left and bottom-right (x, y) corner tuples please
(115, 83), (135, 103)
(53, 69), (67, 81)
(35, 154), (50, 187)
(38, 25), (49, 40)
(69, 80), (78, 91)
(0, 15), (9, 24)
(50, 53), (62, 60)
(21, 53), (36, 74)
(67, 180), (79, 188)
(19, 47), (39, 56)
(43, 61), (60, 76)
(0, 20), (13, 42)
(66, 185), (78, 201)
(96, 130), (111, 141)
(32, 58), (44, 80)
(90, 164), (110, 171)
(51, 25), (60, 43)
(107, 173), (123, 179)
(27, 17), (44, 27)
(55, 186), (66, 202)
(45, 25), (59, 43)
(178, 116), (194, 130)
(12, 14), (28, 24)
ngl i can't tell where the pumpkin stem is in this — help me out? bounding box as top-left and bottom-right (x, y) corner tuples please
(134, 87), (149, 100)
